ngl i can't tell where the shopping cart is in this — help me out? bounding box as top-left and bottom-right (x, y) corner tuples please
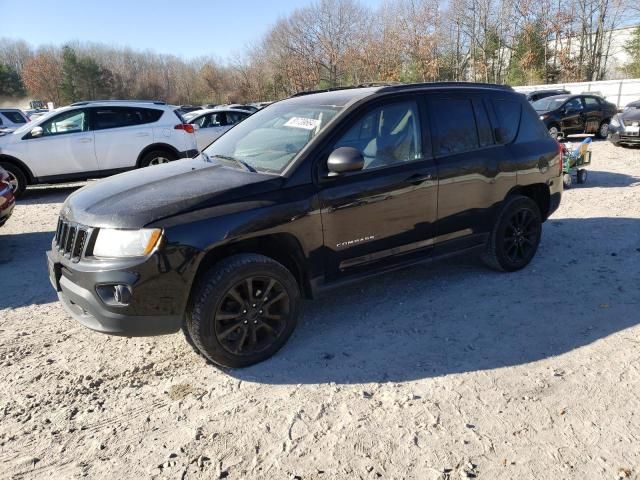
(561, 137), (592, 188)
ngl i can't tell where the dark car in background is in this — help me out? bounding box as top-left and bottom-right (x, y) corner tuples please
(608, 100), (640, 147)
(533, 94), (618, 140)
(524, 89), (569, 103)
(48, 82), (562, 368)
(0, 166), (16, 227)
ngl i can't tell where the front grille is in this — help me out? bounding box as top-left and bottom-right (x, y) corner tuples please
(54, 217), (91, 262)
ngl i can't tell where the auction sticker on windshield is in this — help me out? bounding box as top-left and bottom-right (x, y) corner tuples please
(284, 117), (320, 130)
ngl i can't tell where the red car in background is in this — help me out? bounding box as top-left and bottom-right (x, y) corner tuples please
(0, 166), (16, 227)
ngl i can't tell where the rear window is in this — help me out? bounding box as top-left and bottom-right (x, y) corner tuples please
(92, 107), (163, 130)
(491, 99), (521, 144)
(1, 111), (27, 124)
(431, 98), (479, 155)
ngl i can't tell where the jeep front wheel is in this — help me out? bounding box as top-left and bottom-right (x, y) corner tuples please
(185, 254), (300, 368)
(483, 195), (542, 272)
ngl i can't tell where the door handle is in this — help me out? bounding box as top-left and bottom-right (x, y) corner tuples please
(407, 173), (433, 185)
(135, 132), (150, 137)
(77, 138), (93, 143)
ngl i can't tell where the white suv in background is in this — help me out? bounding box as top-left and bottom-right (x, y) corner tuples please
(0, 109), (30, 134)
(0, 100), (198, 197)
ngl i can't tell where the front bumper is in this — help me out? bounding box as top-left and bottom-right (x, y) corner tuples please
(608, 131), (640, 145)
(47, 247), (185, 337)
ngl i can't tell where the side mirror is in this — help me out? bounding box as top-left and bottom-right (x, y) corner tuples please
(30, 126), (43, 138)
(494, 127), (508, 144)
(327, 147), (364, 176)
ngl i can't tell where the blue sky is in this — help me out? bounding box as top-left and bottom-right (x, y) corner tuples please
(1, 0), (384, 61)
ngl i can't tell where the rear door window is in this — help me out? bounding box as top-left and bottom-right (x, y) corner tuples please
(92, 107), (163, 130)
(430, 97), (479, 155)
(491, 99), (521, 144)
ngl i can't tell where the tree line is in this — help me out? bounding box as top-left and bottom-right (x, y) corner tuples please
(0, 0), (637, 106)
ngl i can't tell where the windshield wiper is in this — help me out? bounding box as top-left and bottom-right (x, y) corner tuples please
(212, 154), (257, 173)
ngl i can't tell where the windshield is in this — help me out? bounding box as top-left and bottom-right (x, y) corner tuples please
(531, 97), (567, 111)
(203, 101), (344, 173)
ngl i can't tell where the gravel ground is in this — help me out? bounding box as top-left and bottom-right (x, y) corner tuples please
(1, 140), (639, 480)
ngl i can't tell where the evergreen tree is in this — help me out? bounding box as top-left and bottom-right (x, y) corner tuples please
(0, 63), (26, 97)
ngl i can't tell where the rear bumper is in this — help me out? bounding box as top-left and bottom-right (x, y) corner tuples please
(548, 191), (562, 217)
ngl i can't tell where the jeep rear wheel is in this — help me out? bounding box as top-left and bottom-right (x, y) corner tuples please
(185, 254), (300, 368)
(483, 195), (542, 272)
(0, 162), (27, 197)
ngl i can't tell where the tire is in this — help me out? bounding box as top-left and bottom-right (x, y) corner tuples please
(185, 254), (301, 368)
(577, 169), (588, 184)
(0, 162), (27, 197)
(563, 173), (572, 188)
(596, 121), (609, 139)
(139, 150), (177, 168)
(548, 125), (560, 140)
(482, 195), (542, 272)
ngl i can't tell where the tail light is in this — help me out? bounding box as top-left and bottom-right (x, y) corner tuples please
(174, 123), (195, 134)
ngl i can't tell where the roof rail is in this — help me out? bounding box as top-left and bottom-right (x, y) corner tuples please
(70, 99), (167, 106)
(379, 81), (514, 92)
(289, 81), (514, 98)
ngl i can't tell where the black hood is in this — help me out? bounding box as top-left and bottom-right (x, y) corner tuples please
(61, 158), (283, 228)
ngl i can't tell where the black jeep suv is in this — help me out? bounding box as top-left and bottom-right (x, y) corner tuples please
(48, 82), (562, 368)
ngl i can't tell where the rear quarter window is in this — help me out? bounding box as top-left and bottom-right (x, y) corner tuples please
(517, 104), (550, 143)
(491, 99), (521, 144)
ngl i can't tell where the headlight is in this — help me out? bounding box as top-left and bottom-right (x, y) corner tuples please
(93, 228), (162, 258)
(610, 116), (620, 127)
(539, 115), (546, 120)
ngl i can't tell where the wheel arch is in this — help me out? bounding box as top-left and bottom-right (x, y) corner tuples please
(136, 143), (180, 167)
(0, 154), (35, 184)
(506, 183), (551, 220)
(190, 233), (312, 301)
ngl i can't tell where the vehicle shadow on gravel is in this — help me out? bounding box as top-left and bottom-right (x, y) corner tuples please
(232, 217), (640, 385)
(20, 185), (83, 205)
(576, 170), (640, 188)
(0, 231), (58, 309)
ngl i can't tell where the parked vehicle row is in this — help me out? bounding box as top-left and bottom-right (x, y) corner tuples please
(532, 93), (617, 140)
(0, 100), (198, 197)
(47, 82), (562, 368)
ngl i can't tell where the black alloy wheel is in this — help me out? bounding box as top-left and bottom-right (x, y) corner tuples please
(185, 254), (300, 368)
(214, 276), (290, 356)
(501, 208), (541, 266)
(483, 195), (542, 272)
